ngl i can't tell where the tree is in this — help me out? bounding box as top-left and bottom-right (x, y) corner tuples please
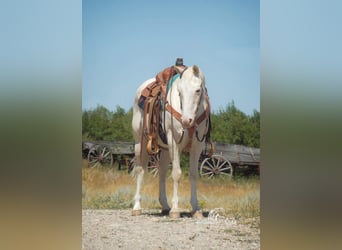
(210, 102), (260, 147)
(110, 106), (133, 141)
(82, 105), (112, 140)
(82, 110), (90, 140)
(247, 110), (260, 147)
(82, 105), (134, 141)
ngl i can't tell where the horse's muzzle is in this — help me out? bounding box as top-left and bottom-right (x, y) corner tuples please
(182, 117), (194, 128)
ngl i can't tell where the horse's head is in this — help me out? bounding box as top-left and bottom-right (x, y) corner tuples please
(177, 65), (205, 128)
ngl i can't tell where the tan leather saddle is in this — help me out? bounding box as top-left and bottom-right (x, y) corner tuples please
(139, 66), (180, 155)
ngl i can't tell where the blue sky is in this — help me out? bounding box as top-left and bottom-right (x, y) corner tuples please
(83, 0), (259, 115)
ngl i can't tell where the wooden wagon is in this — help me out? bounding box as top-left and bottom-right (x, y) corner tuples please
(82, 141), (260, 178)
(199, 142), (260, 178)
(82, 141), (135, 169)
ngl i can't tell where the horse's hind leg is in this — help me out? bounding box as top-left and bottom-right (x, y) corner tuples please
(132, 142), (148, 216)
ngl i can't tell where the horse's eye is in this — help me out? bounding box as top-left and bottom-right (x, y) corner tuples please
(195, 89), (201, 94)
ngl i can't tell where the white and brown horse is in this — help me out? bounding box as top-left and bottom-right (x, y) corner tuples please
(132, 65), (211, 218)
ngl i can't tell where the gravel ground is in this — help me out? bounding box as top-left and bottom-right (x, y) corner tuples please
(82, 209), (259, 250)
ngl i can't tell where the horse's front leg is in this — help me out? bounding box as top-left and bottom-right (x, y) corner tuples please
(189, 141), (204, 219)
(132, 142), (148, 216)
(168, 134), (182, 218)
(158, 150), (171, 214)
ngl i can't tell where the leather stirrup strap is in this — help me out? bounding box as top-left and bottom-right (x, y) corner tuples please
(145, 85), (161, 155)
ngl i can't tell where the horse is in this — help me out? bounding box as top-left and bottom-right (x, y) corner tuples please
(131, 65), (211, 218)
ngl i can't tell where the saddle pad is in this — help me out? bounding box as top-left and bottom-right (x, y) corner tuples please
(166, 73), (180, 94)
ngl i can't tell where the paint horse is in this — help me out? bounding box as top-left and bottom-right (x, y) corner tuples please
(132, 65), (211, 218)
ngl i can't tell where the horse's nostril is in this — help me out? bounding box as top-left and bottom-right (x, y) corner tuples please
(182, 118), (193, 127)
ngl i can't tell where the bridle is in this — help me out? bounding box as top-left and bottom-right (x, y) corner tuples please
(164, 72), (211, 146)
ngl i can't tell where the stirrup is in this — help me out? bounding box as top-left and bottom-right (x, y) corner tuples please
(147, 136), (159, 155)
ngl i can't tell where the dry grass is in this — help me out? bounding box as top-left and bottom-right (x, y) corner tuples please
(82, 159), (259, 223)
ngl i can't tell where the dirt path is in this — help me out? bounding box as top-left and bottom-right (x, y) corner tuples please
(82, 209), (259, 250)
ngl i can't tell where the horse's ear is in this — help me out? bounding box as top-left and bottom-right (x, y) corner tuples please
(193, 65), (199, 76)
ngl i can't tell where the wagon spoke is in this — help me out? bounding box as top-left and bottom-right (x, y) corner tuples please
(220, 167), (232, 172)
(212, 158), (218, 167)
(128, 157), (136, 175)
(103, 151), (110, 158)
(201, 171), (213, 176)
(101, 147), (107, 155)
(205, 160), (215, 169)
(218, 161), (227, 169)
(91, 162), (99, 168)
(88, 154), (99, 167)
(219, 171), (232, 176)
(149, 167), (159, 177)
(217, 159), (223, 167)
(202, 165), (214, 171)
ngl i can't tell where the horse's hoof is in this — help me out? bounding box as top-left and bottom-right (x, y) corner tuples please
(161, 209), (170, 215)
(192, 210), (204, 219)
(169, 211), (180, 218)
(132, 210), (142, 216)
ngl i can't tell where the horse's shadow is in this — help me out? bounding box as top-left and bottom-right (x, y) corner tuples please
(146, 210), (210, 218)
